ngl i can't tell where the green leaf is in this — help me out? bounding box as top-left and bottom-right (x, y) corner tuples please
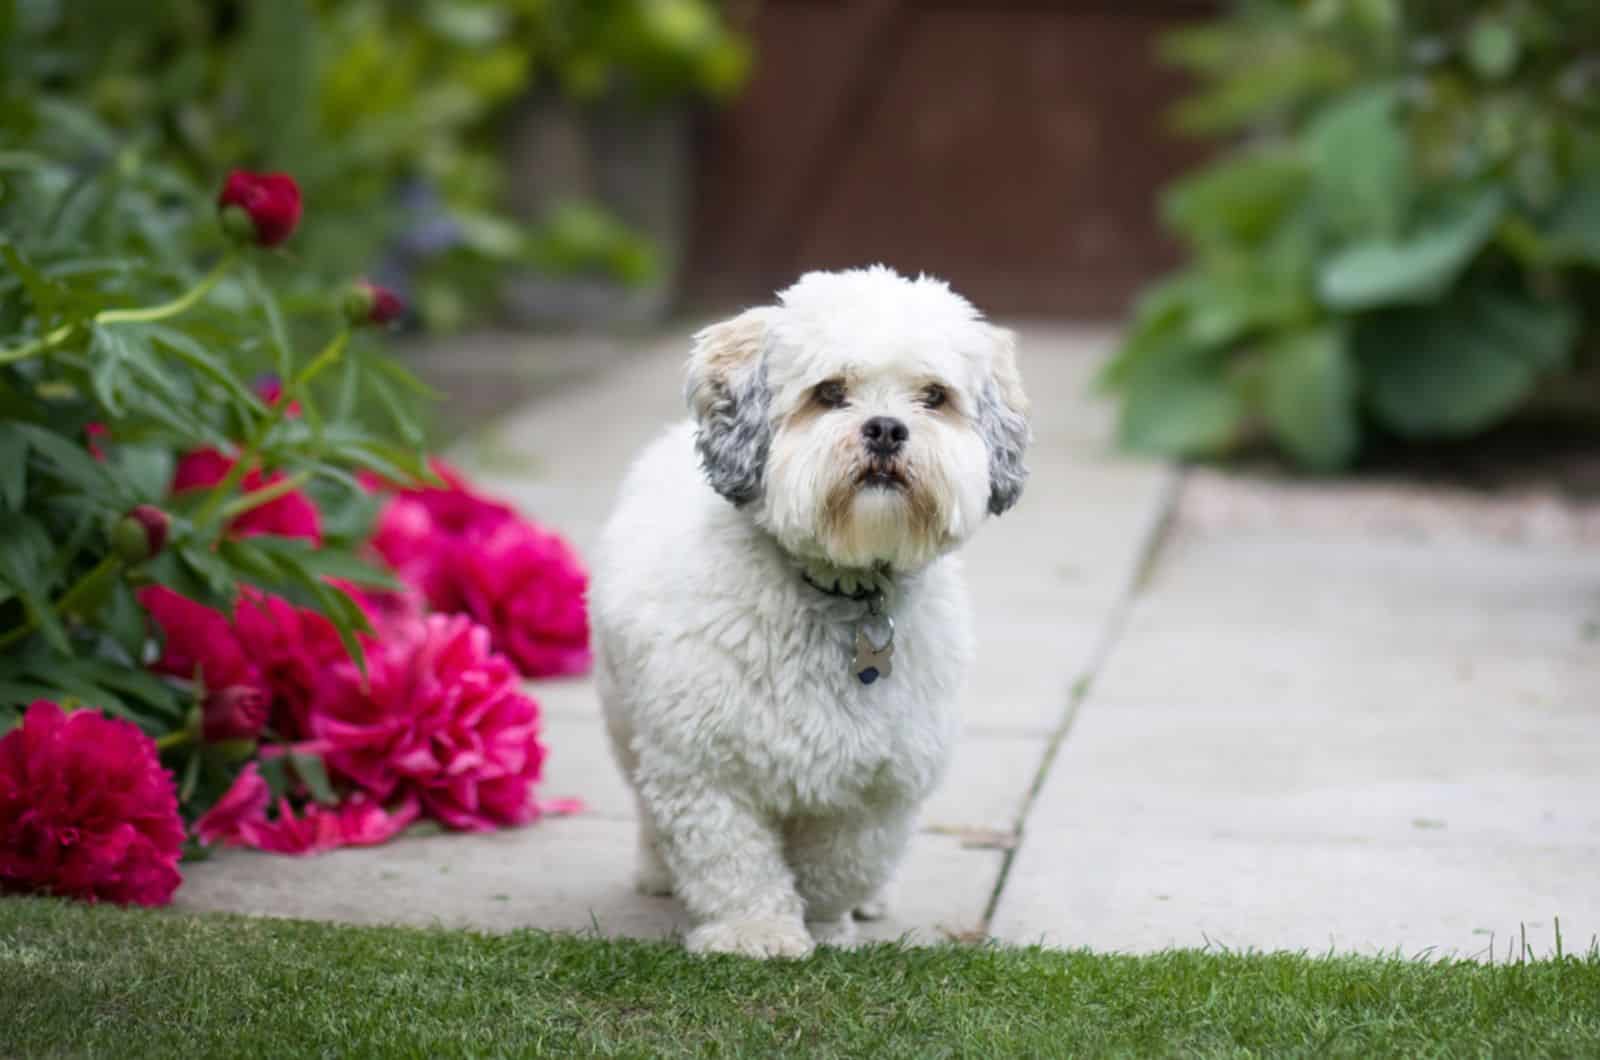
(368, 373), (424, 447)
(1168, 47), (1355, 136)
(1262, 326), (1358, 472)
(1318, 190), (1503, 310)
(13, 659), (147, 729)
(101, 577), (149, 664)
(0, 423), (27, 509)
(0, 239), (66, 328)
(288, 749), (338, 806)
(243, 537), (400, 591)
(1118, 366), (1245, 459)
(110, 444), (176, 505)
(1355, 286), (1578, 439)
(147, 326), (271, 415)
(1306, 86), (1409, 241)
(1466, 19), (1519, 81)
(177, 545), (237, 607)
(304, 578), (370, 680)
(89, 325), (134, 417)
(73, 657), (184, 724)
(244, 264), (294, 383)
(1161, 150), (1309, 250)
(0, 513), (69, 653)
(142, 550), (217, 609)
(1541, 184), (1600, 267)
(13, 422), (121, 503)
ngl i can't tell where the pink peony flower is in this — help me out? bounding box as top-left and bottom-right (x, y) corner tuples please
(456, 519), (592, 679)
(233, 588), (348, 738)
(242, 794), (420, 855)
(139, 586), (262, 695)
(310, 614), (548, 831)
(193, 763), (272, 846)
(0, 702), (184, 906)
(172, 448), (322, 545)
(202, 685), (269, 743)
(194, 764), (419, 855)
(366, 460), (591, 678)
(368, 494), (463, 612)
(139, 585), (348, 742)
(332, 577), (429, 638)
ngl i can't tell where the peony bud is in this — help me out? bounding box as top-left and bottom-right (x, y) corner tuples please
(342, 280), (406, 328)
(217, 170), (302, 248)
(201, 684), (269, 744)
(111, 505), (170, 563)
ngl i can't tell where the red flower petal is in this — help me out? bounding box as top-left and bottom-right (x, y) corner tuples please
(218, 170), (302, 248)
(0, 702), (183, 906)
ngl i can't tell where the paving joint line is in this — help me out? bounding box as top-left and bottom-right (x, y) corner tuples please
(977, 465), (1186, 933)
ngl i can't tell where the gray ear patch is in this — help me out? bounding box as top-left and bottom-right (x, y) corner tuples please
(978, 380), (1030, 516)
(694, 358), (771, 506)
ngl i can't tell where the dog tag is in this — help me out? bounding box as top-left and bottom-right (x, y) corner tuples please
(851, 596), (894, 685)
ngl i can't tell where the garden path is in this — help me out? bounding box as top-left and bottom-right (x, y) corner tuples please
(177, 325), (1600, 958)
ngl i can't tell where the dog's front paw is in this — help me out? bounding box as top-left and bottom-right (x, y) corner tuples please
(809, 915), (861, 949)
(854, 883), (894, 921)
(686, 917), (815, 959)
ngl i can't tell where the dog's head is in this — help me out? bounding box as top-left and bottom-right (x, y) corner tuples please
(685, 266), (1030, 573)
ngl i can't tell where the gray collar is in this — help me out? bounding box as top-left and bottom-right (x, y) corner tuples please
(796, 558), (894, 605)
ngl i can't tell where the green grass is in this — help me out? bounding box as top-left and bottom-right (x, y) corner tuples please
(3, 899), (1599, 1058)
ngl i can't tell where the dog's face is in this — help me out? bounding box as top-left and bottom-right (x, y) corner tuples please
(686, 267), (1030, 572)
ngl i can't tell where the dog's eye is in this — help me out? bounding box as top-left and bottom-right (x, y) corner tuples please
(919, 384), (949, 410)
(814, 380), (848, 408)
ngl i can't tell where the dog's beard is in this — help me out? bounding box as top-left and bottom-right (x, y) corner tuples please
(761, 416), (991, 573)
(759, 445), (945, 572)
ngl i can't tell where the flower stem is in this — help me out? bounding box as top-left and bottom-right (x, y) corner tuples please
(0, 323), (74, 365)
(218, 471), (311, 522)
(94, 252), (237, 325)
(156, 730), (191, 751)
(0, 555), (123, 652)
(190, 328), (345, 533)
(0, 251), (238, 365)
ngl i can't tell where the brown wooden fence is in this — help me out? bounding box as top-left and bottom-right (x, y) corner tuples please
(686, 0), (1215, 317)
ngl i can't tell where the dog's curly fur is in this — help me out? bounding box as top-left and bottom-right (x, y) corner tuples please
(592, 267), (1029, 958)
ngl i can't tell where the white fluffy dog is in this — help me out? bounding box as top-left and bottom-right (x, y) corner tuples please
(591, 266), (1029, 958)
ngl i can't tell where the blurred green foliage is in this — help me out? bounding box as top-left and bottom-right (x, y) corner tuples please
(1105, 0), (1600, 470)
(0, 0), (749, 331)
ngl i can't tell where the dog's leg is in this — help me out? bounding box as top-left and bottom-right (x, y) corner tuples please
(786, 806), (916, 943)
(633, 808), (674, 897)
(645, 778), (813, 959)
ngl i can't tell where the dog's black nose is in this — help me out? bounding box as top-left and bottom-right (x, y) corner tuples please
(861, 416), (909, 455)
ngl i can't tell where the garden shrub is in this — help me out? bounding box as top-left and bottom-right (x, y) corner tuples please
(1104, 0), (1600, 470)
(0, 5), (611, 895)
(1, 0), (750, 331)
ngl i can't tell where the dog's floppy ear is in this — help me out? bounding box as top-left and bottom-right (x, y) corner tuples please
(685, 308), (773, 506)
(978, 325), (1030, 516)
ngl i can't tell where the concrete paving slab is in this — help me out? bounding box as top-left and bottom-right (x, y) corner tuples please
(1130, 532), (1600, 649)
(177, 818), (1002, 946)
(1091, 627), (1599, 717)
(1013, 700), (1600, 847)
(992, 518), (1600, 957)
(989, 824), (1600, 958)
